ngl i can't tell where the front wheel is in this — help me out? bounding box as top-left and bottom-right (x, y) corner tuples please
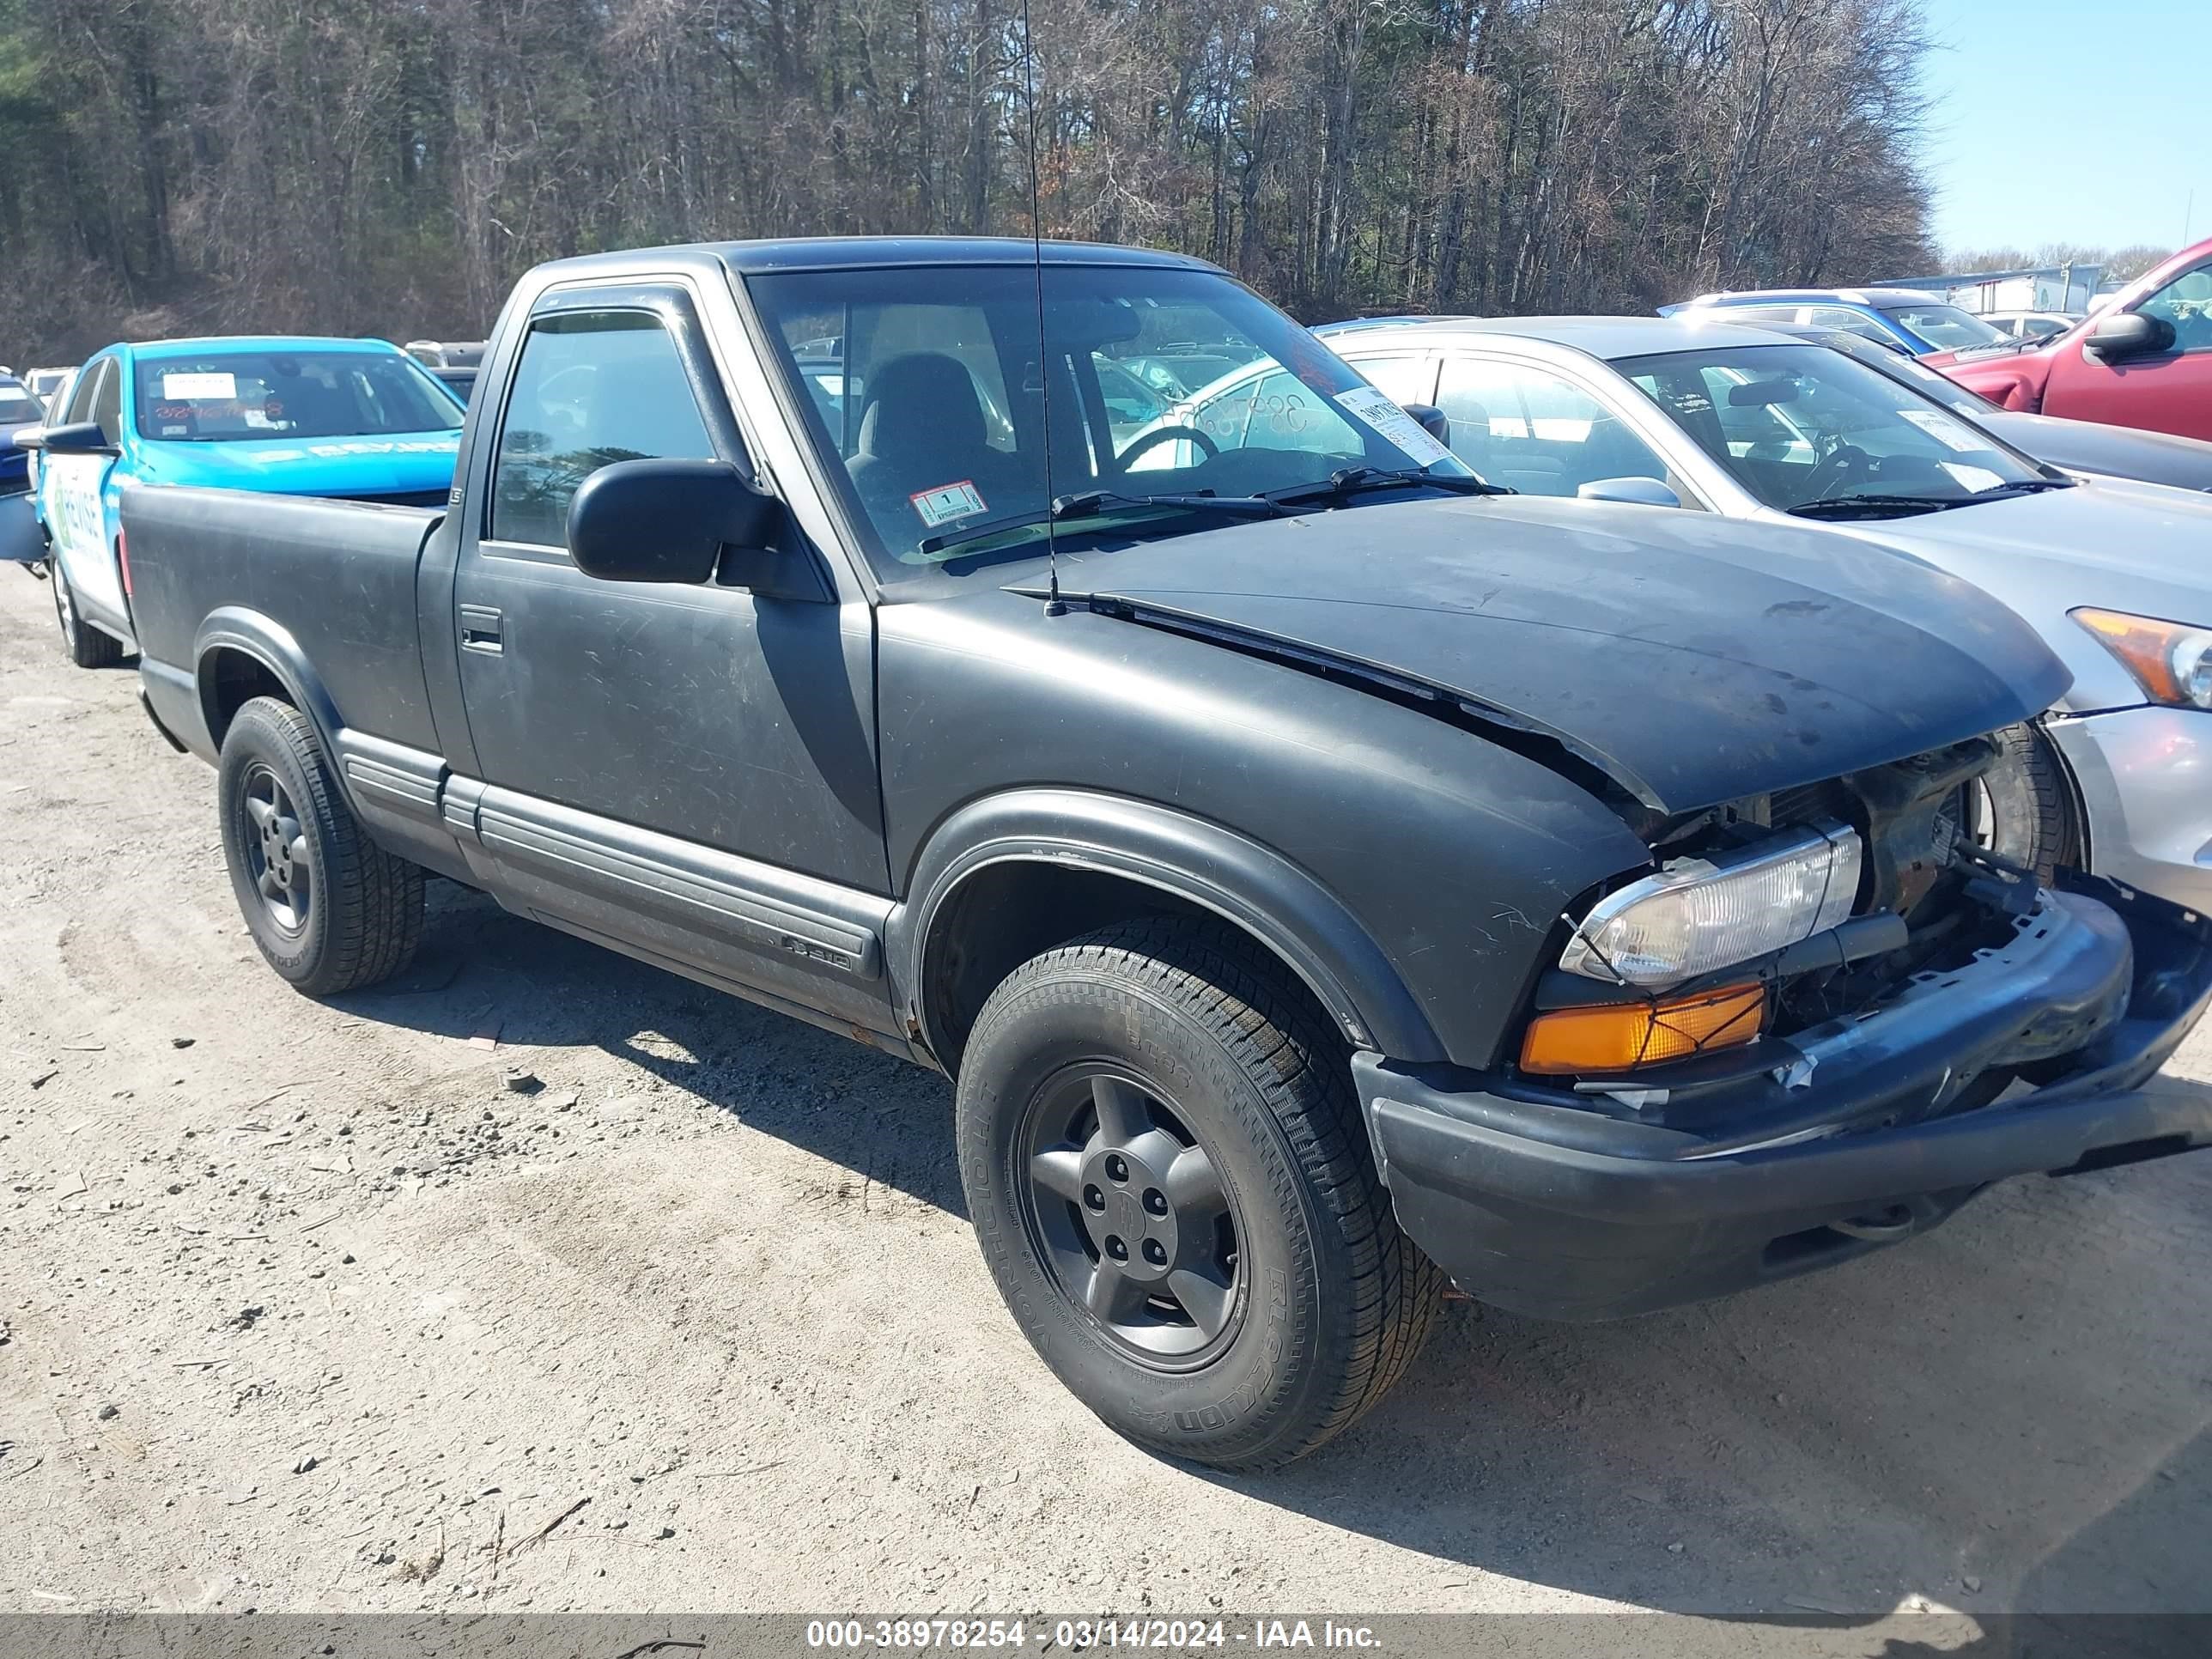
(1971, 721), (2079, 882)
(956, 919), (1443, 1471)
(216, 696), (424, 995)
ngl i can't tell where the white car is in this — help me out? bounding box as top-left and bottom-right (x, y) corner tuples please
(1981, 310), (2081, 342)
(1305, 315), (2212, 911)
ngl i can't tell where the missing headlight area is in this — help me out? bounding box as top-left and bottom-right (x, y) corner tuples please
(1546, 733), (2032, 1072)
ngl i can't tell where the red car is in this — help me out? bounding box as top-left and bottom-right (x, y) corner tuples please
(1929, 235), (2212, 441)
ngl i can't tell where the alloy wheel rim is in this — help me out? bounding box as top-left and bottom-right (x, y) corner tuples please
(1018, 1063), (1245, 1369)
(240, 763), (312, 934)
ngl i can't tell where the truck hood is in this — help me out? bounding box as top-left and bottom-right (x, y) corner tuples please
(132, 431), (461, 497)
(1038, 493), (2069, 812)
(1822, 476), (2212, 712)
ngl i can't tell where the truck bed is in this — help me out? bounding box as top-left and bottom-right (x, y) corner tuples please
(121, 484), (445, 757)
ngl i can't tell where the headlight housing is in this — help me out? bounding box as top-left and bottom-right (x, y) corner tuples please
(1559, 823), (1863, 989)
(2072, 607), (2212, 710)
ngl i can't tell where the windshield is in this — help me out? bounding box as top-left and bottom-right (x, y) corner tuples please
(1621, 343), (2046, 513)
(132, 350), (464, 443)
(0, 376), (35, 426)
(1876, 303), (2005, 350)
(750, 262), (1470, 577)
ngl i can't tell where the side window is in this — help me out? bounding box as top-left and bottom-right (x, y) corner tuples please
(1349, 355), (1437, 405)
(1437, 357), (1670, 495)
(90, 362), (122, 445)
(1725, 305), (1809, 329)
(64, 361), (106, 427)
(2137, 265), (2212, 353)
(1803, 306), (1900, 347)
(489, 310), (717, 549)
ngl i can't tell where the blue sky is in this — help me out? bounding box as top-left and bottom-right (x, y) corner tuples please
(1917, 0), (2209, 255)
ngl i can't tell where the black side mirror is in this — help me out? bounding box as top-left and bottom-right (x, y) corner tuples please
(22, 421), (116, 457)
(2086, 311), (2175, 362)
(1402, 403), (1451, 447)
(567, 458), (816, 595)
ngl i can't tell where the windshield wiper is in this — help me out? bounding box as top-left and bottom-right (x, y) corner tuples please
(1048, 488), (1289, 522)
(917, 490), (1285, 556)
(1971, 477), (2075, 498)
(1785, 493), (1978, 520)
(1266, 465), (1514, 507)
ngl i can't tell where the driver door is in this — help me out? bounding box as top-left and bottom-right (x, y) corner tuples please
(41, 356), (129, 629)
(449, 280), (892, 1029)
(2043, 258), (2212, 441)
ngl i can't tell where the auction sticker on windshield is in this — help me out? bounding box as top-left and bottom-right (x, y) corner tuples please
(161, 372), (238, 400)
(1334, 384), (1454, 468)
(1898, 410), (1984, 453)
(912, 480), (988, 526)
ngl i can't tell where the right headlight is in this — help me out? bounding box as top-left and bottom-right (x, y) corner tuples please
(1559, 823), (1863, 989)
(2072, 607), (2212, 710)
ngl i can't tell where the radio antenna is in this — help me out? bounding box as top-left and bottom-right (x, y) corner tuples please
(1018, 0), (1065, 615)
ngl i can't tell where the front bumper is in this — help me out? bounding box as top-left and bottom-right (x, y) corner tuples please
(2045, 705), (2212, 915)
(1358, 874), (2212, 1322)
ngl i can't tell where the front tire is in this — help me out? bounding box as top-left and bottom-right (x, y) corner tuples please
(957, 919), (1443, 1471)
(52, 559), (123, 668)
(217, 696), (424, 994)
(1975, 721), (2078, 882)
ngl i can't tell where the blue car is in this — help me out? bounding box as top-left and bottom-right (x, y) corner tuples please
(23, 336), (464, 666)
(1657, 288), (2010, 356)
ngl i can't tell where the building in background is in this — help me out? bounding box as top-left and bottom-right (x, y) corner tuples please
(1880, 263), (2110, 316)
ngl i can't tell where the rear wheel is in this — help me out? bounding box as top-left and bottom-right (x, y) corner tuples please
(52, 559), (123, 668)
(956, 918), (1443, 1471)
(217, 696), (424, 994)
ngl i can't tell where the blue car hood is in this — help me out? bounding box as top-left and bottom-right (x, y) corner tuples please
(132, 431), (460, 496)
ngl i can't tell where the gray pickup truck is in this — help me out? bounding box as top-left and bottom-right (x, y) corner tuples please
(118, 238), (2212, 1470)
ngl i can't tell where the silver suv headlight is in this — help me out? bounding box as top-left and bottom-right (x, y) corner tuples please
(1560, 823), (1863, 989)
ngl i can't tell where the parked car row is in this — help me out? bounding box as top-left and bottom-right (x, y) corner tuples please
(1680, 235), (2212, 447)
(10, 238), (2210, 1474)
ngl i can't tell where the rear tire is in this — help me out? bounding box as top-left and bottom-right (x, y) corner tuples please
(956, 918), (1443, 1471)
(217, 696), (424, 994)
(52, 559), (123, 668)
(1975, 721), (2078, 882)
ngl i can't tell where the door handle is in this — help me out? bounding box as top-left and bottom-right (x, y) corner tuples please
(459, 605), (504, 654)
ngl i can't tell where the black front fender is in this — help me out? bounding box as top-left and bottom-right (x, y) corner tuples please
(894, 787), (1446, 1066)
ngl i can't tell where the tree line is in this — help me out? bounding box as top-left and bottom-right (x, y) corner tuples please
(0, 0), (1942, 364)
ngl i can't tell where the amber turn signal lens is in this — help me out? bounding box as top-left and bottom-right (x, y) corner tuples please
(1520, 982), (1765, 1077)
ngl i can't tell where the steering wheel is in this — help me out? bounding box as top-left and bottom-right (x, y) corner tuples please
(1807, 441), (1873, 501)
(1115, 424), (1219, 470)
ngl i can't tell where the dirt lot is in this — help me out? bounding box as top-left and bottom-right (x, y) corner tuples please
(2, 564), (2209, 1623)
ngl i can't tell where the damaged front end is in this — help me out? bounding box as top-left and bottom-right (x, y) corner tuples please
(1354, 732), (2212, 1321)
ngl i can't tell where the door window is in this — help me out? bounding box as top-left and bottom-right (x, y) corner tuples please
(1802, 306), (1905, 349)
(63, 361), (106, 427)
(91, 364), (124, 446)
(2137, 265), (2212, 353)
(1434, 357), (1670, 495)
(489, 310), (718, 548)
(1349, 355), (1438, 405)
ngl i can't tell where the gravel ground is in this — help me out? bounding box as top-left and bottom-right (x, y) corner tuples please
(2, 562), (2209, 1623)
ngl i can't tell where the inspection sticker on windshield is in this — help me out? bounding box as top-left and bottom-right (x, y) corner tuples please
(911, 480), (988, 527)
(1334, 384), (1455, 468)
(1899, 409), (1983, 453)
(161, 372), (237, 400)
